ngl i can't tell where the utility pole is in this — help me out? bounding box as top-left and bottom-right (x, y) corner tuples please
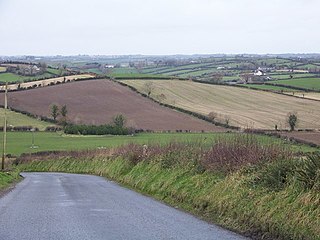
(2, 82), (8, 170)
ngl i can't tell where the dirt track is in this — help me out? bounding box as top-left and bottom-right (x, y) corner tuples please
(0, 79), (225, 132)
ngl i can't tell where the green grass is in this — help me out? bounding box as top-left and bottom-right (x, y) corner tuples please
(241, 84), (295, 91)
(0, 69), (72, 83)
(110, 73), (172, 79)
(0, 132), (316, 156)
(109, 68), (139, 74)
(270, 73), (315, 79)
(270, 78), (320, 91)
(18, 144), (320, 239)
(0, 171), (20, 190)
(0, 108), (53, 131)
(0, 72), (26, 82)
(46, 68), (63, 75)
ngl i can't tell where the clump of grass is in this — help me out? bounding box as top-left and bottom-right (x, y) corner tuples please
(296, 153), (320, 190)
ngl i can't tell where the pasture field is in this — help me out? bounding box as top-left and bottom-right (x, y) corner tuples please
(0, 71), (57, 83)
(109, 67), (138, 75)
(242, 84), (294, 91)
(0, 73), (26, 82)
(123, 80), (320, 129)
(269, 73), (315, 79)
(0, 108), (53, 131)
(269, 78), (320, 91)
(0, 79), (223, 131)
(0, 74), (95, 91)
(110, 73), (171, 79)
(0, 132), (316, 156)
(0, 67), (69, 83)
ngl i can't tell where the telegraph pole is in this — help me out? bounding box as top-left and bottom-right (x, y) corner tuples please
(2, 82), (8, 170)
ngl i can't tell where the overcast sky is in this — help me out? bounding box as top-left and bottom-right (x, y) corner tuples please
(0, 0), (319, 55)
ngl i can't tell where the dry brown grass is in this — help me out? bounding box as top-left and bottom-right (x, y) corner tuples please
(123, 80), (320, 129)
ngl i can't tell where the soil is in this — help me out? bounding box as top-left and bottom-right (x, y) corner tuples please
(0, 79), (226, 132)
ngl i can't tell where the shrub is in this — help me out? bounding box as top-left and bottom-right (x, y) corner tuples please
(64, 124), (131, 135)
(202, 134), (292, 173)
(254, 159), (296, 190)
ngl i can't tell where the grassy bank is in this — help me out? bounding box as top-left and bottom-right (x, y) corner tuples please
(17, 136), (320, 239)
(0, 171), (21, 192)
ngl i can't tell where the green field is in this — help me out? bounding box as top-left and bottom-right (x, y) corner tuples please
(270, 78), (320, 91)
(269, 73), (315, 80)
(110, 73), (172, 79)
(0, 132), (316, 156)
(242, 84), (294, 91)
(0, 69), (69, 83)
(0, 108), (53, 131)
(0, 73), (26, 82)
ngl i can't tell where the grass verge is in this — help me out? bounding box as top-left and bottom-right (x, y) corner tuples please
(16, 137), (320, 239)
(0, 170), (21, 196)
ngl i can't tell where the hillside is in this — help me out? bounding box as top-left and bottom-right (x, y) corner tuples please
(122, 80), (320, 129)
(0, 80), (225, 132)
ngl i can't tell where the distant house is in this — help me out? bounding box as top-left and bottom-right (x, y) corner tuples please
(254, 69), (265, 76)
(105, 64), (115, 69)
(217, 66), (226, 70)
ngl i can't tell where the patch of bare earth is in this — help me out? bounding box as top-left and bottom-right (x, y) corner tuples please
(0, 79), (225, 132)
(278, 131), (320, 146)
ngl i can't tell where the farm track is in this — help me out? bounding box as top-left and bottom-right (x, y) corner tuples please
(0, 79), (225, 131)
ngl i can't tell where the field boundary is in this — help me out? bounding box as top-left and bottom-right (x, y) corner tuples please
(193, 79), (320, 102)
(117, 80), (238, 130)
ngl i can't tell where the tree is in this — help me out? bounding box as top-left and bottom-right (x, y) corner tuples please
(61, 105), (68, 118)
(112, 114), (126, 128)
(287, 113), (298, 131)
(50, 104), (59, 121)
(60, 105), (68, 125)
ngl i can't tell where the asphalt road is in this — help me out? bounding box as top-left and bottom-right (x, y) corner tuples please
(0, 172), (248, 240)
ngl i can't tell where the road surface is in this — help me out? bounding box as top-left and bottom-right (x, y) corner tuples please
(0, 172), (248, 240)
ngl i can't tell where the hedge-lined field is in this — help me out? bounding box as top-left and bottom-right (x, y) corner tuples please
(123, 80), (320, 129)
(0, 132), (316, 156)
(0, 108), (53, 131)
(269, 78), (320, 91)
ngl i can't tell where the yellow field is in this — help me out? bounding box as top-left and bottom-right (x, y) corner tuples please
(123, 80), (320, 129)
(0, 67), (6, 73)
(283, 92), (320, 101)
(0, 108), (53, 131)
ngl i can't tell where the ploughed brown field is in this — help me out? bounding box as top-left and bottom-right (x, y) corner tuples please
(0, 79), (224, 132)
(279, 131), (320, 146)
